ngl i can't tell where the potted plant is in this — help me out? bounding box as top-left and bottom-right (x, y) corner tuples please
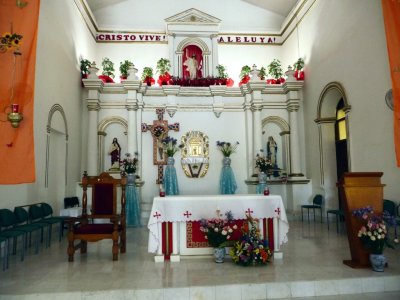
(239, 65), (251, 86)
(216, 141), (239, 158)
(352, 206), (395, 272)
(215, 64), (234, 87)
(199, 210), (238, 263)
(99, 57), (115, 83)
(293, 57), (305, 80)
(156, 58), (172, 86)
(119, 60), (134, 80)
(80, 58), (91, 79)
(141, 67), (155, 86)
(259, 66), (267, 80)
(267, 59), (285, 84)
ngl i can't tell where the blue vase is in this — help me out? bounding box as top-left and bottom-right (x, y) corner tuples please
(214, 247), (225, 263)
(369, 254), (386, 272)
(126, 174), (141, 227)
(220, 157), (237, 195)
(163, 157), (179, 195)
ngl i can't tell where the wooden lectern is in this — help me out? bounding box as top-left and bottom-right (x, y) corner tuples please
(338, 172), (385, 268)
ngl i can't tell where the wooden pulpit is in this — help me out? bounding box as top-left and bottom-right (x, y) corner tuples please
(338, 172), (385, 268)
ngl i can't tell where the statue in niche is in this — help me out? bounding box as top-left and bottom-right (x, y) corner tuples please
(183, 49), (199, 80)
(108, 137), (121, 169)
(267, 136), (278, 168)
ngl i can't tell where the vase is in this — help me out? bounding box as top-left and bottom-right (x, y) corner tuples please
(258, 171), (267, 183)
(163, 157), (179, 195)
(369, 254), (386, 272)
(220, 157), (237, 195)
(126, 173), (135, 185)
(214, 247), (225, 263)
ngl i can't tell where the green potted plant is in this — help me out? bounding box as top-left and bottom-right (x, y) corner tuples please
(239, 65), (251, 86)
(99, 57), (115, 83)
(141, 67), (155, 86)
(119, 60), (134, 80)
(259, 66), (267, 80)
(267, 59), (284, 84)
(156, 58), (171, 86)
(80, 59), (91, 78)
(293, 57), (305, 80)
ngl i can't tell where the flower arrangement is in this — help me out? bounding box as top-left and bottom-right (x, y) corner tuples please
(161, 136), (183, 157)
(255, 150), (272, 173)
(216, 64), (228, 79)
(119, 60), (134, 79)
(200, 210), (238, 248)
(215, 65), (234, 87)
(120, 152), (138, 174)
(216, 141), (239, 157)
(229, 214), (272, 266)
(0, 32), (23, 53)
(352, 206), (395, 254)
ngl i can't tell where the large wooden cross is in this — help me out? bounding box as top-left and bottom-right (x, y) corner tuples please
(141, 108), (180, 183)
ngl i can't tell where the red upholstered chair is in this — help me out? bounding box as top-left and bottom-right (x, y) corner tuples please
(67, 172), (127, 261)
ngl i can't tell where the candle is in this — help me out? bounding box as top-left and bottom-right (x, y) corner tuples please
(11, 104), (19, 113)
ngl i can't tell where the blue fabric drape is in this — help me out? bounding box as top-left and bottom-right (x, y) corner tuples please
(126, 175), (141, 227)
(163, 157), (179, 195)
(220, 157), (237, 194)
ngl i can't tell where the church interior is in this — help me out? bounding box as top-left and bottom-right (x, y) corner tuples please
(0, 0), (399, 299)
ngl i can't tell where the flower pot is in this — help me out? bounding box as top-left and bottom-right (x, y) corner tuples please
(214, 247), (225, 263)
(369, 254), (386, 272)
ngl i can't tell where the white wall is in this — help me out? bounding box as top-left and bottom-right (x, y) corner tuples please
(292, 0), (400, 205)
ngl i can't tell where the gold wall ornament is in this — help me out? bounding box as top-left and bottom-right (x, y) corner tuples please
(181, 131), (209, 178)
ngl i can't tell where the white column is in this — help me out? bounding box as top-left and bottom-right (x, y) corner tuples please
(168, 33), (176, 77)
(248, 80), (266, 160)
(253, 108), (262, 156)
(287, 101), (303, 177)
(86, 90), (100, 176)
(211, 34), (218, 77)
(122, 81), (141, 156)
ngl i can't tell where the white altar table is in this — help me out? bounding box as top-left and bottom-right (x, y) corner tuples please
(147, 194), (289, 262)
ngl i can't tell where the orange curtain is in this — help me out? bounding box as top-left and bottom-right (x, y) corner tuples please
(0, 0), (40, 183)
(382, 0), (400, 167)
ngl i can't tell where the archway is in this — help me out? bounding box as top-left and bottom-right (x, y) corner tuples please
(315, 82), (351, 210)
(45, 104), (68, 211)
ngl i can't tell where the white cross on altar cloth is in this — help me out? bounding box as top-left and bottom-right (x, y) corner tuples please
(147, 194), (289, 259)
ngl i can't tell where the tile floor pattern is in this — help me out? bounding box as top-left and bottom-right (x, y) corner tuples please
(0, 220), (399, 299)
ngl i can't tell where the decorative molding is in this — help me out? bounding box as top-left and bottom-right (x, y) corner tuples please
(165, 8), (221, 24)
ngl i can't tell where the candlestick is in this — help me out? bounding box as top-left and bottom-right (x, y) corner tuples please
(11, 104), (19, 113)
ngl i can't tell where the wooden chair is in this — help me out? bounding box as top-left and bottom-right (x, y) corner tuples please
(67, 172), (127, 261)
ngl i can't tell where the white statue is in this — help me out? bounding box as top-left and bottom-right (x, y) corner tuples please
(183, 50), (199, 80)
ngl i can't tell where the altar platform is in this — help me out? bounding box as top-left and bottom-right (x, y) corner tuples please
(0, 220), (399, 299)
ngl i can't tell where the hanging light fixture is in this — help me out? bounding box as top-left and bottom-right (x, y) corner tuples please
(1, 29), (23, 128)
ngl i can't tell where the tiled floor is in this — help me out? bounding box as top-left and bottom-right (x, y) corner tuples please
(0, 220), (399, 299)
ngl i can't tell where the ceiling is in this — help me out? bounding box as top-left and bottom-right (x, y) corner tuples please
(85, 0), (300, 29)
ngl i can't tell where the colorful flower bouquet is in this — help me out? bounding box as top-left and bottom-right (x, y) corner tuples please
(255, 150), (272, 173)
(0, 32), (23, 53)
(200, 210), (238, 248)
(161, 136), (183, 157)
(229, 215), (272, 266)
(352, 206), (395, 254)
(216, 141), (239, 157)
(120, 152), (138, 174)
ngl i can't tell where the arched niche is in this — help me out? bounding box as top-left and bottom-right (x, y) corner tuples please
(176, 37), (211, 78)
(262, 116), (290, 175)
(45, 104), (68, 207)
(98, 116), (127, 172)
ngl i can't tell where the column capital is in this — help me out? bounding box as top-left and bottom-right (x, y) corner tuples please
(87, 99), (100, 111)
(283, 80), (304, 93)
(209, 85), (227, 96)
(287, 101), (300, 112)
(82, 79), (104, 90)
(122, 80), (142, 90)
(162, 85), (181, 96)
